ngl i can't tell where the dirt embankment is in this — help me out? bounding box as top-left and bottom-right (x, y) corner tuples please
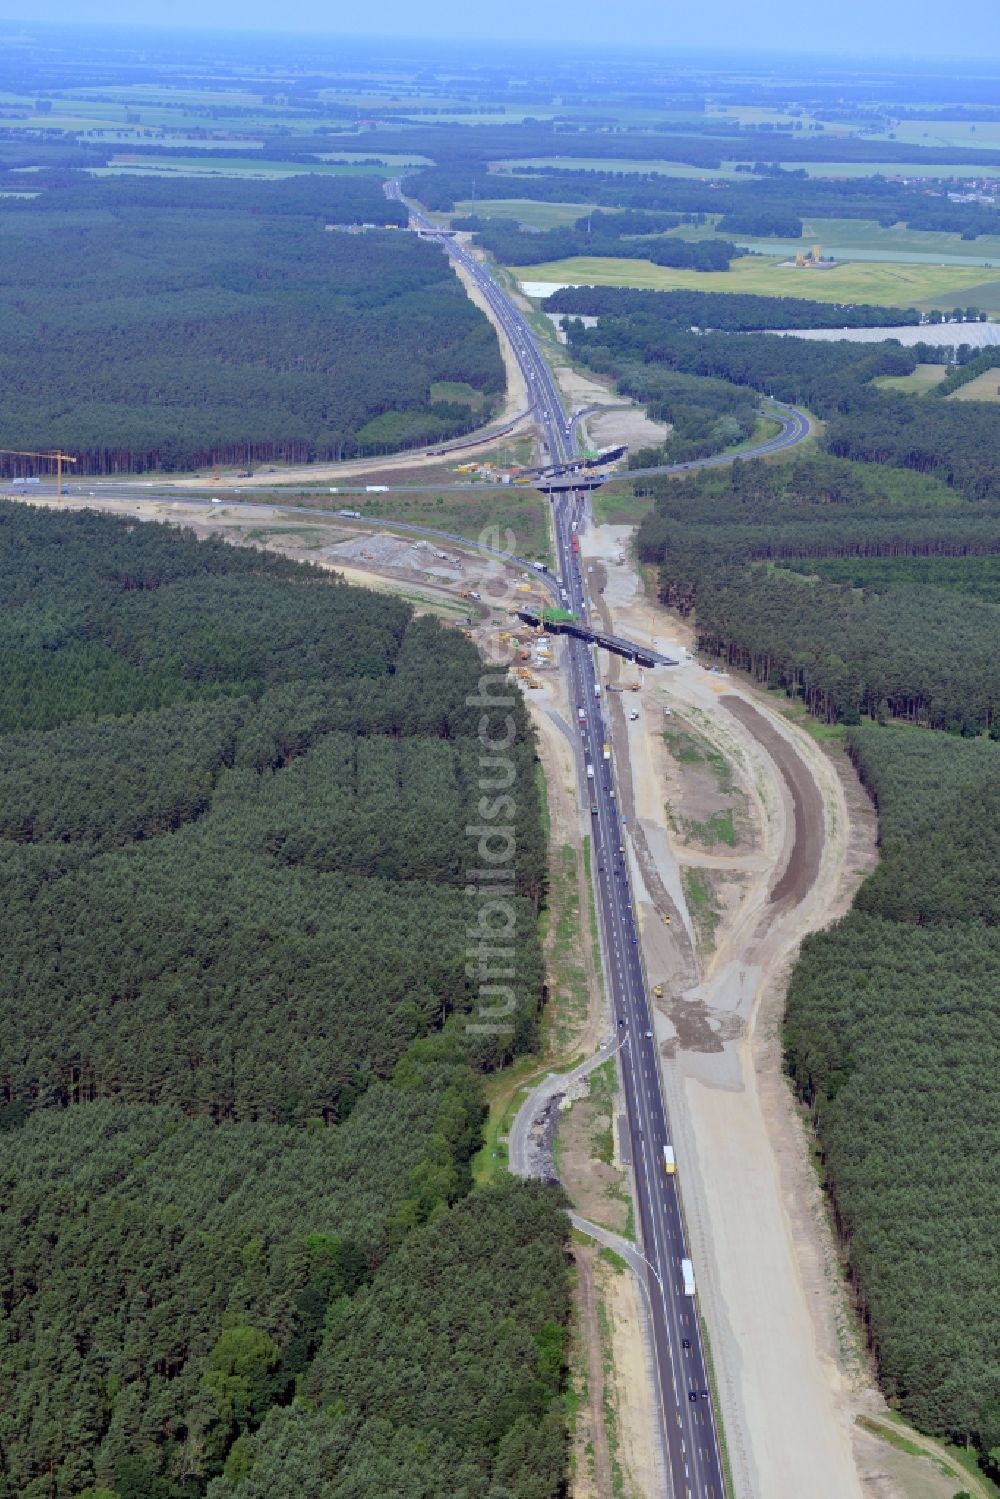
(721, 695), (824, 908)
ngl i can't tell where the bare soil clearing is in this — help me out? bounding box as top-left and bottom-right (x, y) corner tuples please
(557, 1079), (630, 1235)
(587, 405), (671, 451)
(553, 363), (670, 453)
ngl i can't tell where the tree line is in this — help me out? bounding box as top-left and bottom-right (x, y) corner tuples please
(785, 724), (1000, 1481)
(544, 285), (922, 330)
(635, 456), (1000, 733)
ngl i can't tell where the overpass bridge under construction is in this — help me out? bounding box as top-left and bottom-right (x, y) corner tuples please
(515, 608), (678, 668)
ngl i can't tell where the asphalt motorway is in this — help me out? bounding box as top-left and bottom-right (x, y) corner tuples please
(394, 190), (728, 1498)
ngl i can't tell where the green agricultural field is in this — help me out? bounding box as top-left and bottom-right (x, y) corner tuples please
(1, 110), (117, 132)
(92, 155), (392, 180)
(72, 84), (273, 107)
(873, 363), (948, 393)
(494, 156), (748, 179)
(493, 154), (1000, 181)
(947, 368), (1000, 402)
(705, 104), (823, 128)
(454, 198), (598, 227)
(778, 159), (1000, 178)
(867, 118), (1000, 149)
(513, 254), (999, 306)
(923, 276), (1000, 313)
(729, 216), (1000, 266)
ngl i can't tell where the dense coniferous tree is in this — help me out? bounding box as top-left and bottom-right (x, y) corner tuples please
(0, 507), (561, 1498)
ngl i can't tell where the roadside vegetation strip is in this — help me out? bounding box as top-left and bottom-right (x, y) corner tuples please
(699, 1316), (737, 1499)
(582, 834), (606, 996)
(545, 842), (595, 1050)
(596, 1290), (631, 1499)
(477, 832), (605, 1185)
(680, 867), (721, 952)
(855, 1417), (1000, 1499)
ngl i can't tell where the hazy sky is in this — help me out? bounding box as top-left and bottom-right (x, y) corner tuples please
(2, 0), (998, 61)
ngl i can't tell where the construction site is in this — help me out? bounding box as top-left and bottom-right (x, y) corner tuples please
(783, 243), (839, 269)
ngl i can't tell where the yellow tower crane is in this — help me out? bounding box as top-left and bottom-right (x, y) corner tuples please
(0, 448), (77, 495)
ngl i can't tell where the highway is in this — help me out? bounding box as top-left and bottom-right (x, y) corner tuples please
(393, 185), (728, 1498)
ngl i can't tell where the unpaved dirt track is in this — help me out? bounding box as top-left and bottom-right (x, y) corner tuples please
(573, 1245), (614, 1499)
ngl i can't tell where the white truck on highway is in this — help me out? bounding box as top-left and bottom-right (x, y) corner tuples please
(681, 1258), (696, 1296)
(663, 1145), (676, 1175)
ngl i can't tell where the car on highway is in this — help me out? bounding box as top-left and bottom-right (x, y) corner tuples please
(682, 1338), (691, 1349)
